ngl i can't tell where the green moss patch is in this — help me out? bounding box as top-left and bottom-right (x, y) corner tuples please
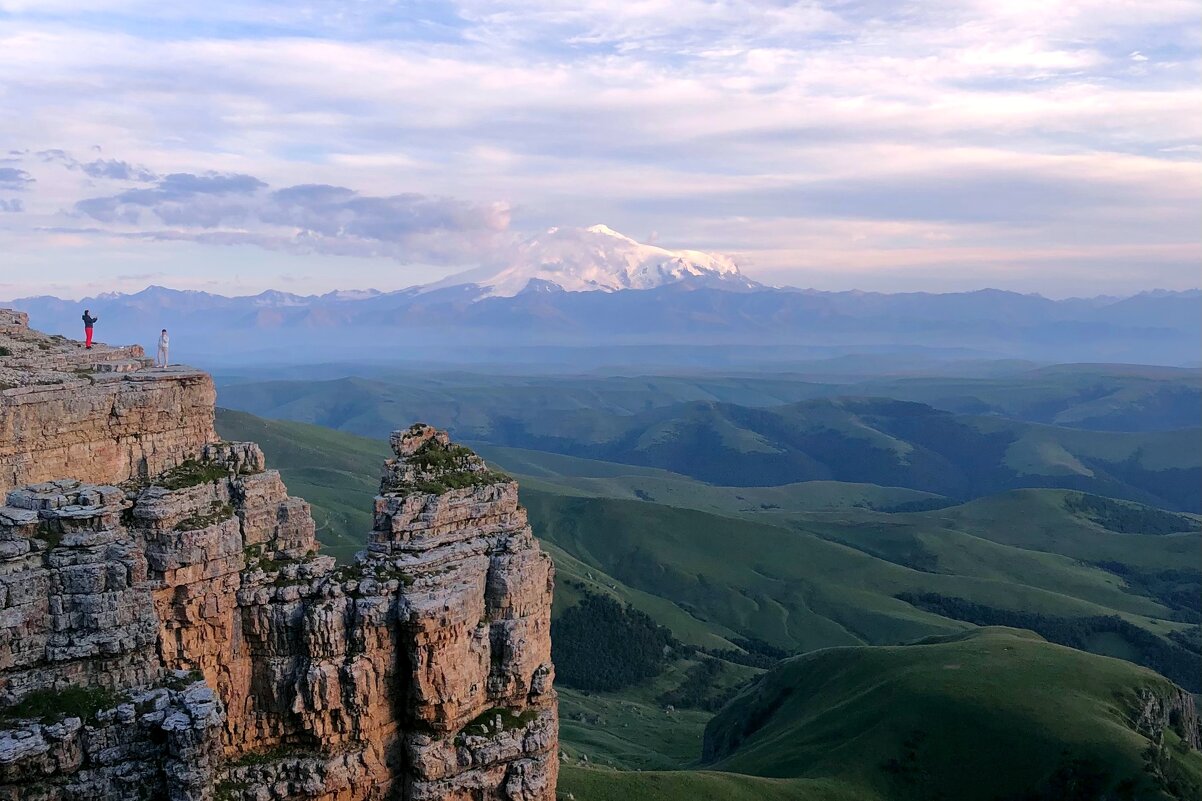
(231, 744), (323, 767)
(407, 469), (511, 495)
(175, 502), (234, 531)
(397, 439), (510, 495)
(1, 686), (123, 725)
(214, 779), (248, 801)
(154, 459), (231, 491)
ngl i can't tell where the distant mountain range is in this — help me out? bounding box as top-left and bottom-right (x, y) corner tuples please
(6, 226), (1199, 365)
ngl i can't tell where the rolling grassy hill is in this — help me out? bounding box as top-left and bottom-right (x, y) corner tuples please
(472, 444), (948, 515)
(557, 766), (861, 801)
(216, 408), (1202, 798)
(521, 490), (1193, 656)
(700, 628), (1202, 801)
(557, 631), (1202, 801)
(216, 365), (1202, 436)
(214, 408), (1199, 676)
(473, 397), (1200, 510)
(855, 364), (1202, 432)
(218, 378), (1202, 510)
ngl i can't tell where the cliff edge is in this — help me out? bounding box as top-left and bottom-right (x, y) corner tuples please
(0, 310), (557, 800)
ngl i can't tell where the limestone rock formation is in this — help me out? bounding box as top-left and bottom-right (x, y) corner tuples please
(0, 311), (557, 800)
(0, 309), (215, 495)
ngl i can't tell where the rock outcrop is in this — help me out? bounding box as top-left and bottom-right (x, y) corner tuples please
(1136, 685), (1202, 751)
(0, 311), (557, 800)
(0, 310), (215, 495)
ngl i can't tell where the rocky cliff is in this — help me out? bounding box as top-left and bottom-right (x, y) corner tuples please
(0, 310), (216, 496)
(0, 311), (557, 800)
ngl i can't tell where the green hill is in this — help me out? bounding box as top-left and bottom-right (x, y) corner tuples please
(475, 397), (1199, 510)
(215, 407), (1201, 789)
(216, 365), (1202, 438)
(556, 766), (860, 801)
(853, 365), (1202, 432)
(699, 628), (1202, 801)
(522, 489), (1196, 680)
(219, 376), (1201, 510)
(555, 632), (1202, 801)
(214, 408), (1199, 688)
(472, 444), (947, 516)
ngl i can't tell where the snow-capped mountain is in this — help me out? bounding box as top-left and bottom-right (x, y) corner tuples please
(424, 224), (757, 297)
(3, 223), (1197, 365)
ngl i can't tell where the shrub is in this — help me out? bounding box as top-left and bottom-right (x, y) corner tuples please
(551, 593), (675, 692)
(1064, 493), (1195, 535)
(658, 658), (748, 712)
(1, 686), (123, 724)
(898, 592), (1201, 692)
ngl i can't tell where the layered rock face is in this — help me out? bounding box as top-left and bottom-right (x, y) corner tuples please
(0, 310), (215, 495)
(0, 311), (557, 801)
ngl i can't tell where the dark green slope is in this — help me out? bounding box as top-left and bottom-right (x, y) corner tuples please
(214, 408), (1197, 682)
(556, 766), (860, 801)
(522, 490), (1189, 652)
(853, 365), (1202, 432)
(701, 628), (1202, 801)
(558, 631), (1202, 801)
(482, 397), (1199, 510)
(216, 365), (1202, 436)
(217, 375), (1202, 510)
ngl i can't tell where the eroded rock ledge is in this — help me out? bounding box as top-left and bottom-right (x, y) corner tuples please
(0, 311), (557, 801)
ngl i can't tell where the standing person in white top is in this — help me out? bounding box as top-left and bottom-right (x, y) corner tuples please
(155, 328), (170, 368)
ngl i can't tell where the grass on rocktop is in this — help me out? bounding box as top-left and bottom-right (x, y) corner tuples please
(154, 459), (230, 491)
(0, 686), (123, 724)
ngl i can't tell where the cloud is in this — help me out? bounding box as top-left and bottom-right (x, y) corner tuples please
(148, 172), (267, 198)
(79, 159), (158, 181)
(70, 168), (512, 263)
(0, 1), (1198, 294)
(0, 168), (34, 190)
(34, 149), (74, 165)
(74, 171), (267, 226)
(624, 150), (1198, 227)
(31, 150), (158, 181)
(263, 184), (510, 241)
(0, 199), (23, 212)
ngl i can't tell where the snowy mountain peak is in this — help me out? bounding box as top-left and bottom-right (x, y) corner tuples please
(583, 223), (637, 242)
(428, 225), (755, 298)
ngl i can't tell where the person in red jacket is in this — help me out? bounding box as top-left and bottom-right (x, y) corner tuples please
(82, 309), (97, 349)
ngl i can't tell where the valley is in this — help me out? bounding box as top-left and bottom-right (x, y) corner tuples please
(218, 368), (1202, 511)
(214, 364), (1202, 801)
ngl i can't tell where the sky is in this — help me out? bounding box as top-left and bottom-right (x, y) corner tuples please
(0, 0), (1199, 299)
